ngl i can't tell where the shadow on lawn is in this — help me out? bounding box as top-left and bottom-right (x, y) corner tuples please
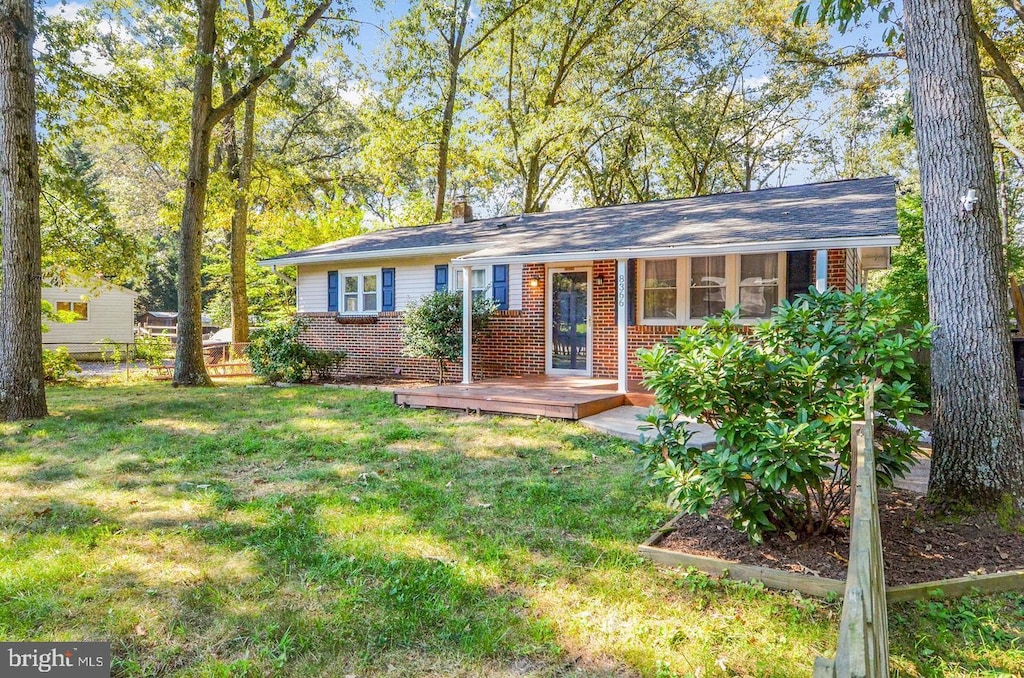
(3, 384), (1021, 676)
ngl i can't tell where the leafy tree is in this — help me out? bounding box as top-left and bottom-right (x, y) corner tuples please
(797, 0), (1024, 510)
(173, 0), (335, 386)
(636, 288), (931, 542)
(878, 193), (928, 325)
(384, 0), (530, 222)
(402, 290), (496, 383)
(40, 142), (146, 284)
(0, 0), (47, 421)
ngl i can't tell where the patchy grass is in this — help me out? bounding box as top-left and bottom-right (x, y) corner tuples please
(0, 383), (1020, 676)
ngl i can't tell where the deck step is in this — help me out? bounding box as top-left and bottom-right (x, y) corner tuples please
(393, 387), (625, 420)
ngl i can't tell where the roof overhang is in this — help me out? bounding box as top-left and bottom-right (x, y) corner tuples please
(860, 246), (892, 271)
(258, 243), (485, 268)
(452, 235), (901, 266)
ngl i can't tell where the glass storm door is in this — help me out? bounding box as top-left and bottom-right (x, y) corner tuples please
(549, 270), (590, 374)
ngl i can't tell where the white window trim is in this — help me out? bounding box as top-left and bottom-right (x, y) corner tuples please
(455, 266), (491, 300)
(54, 300), (90, 323)
(338, 269), (381, 315)
(640, 253), (786, 326)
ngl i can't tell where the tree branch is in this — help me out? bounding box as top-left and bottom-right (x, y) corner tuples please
(206, 0), (332, 130)
(973, 17), (1024, 114)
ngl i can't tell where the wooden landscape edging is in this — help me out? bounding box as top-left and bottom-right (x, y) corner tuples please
(640, 516), (1024, 602)
(887, 570), (1024, 603)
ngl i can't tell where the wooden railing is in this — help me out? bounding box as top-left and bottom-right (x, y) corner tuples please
(814, 386), (889, 677)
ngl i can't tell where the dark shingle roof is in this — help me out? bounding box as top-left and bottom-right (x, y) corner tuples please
(261, 177), (897, 266)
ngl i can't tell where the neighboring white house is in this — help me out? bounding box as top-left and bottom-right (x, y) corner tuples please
(42, 282), (139, 356)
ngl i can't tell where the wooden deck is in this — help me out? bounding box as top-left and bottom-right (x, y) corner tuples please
(393, 376), (639, 420)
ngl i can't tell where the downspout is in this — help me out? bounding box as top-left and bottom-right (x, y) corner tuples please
(271, 265), (297, 287)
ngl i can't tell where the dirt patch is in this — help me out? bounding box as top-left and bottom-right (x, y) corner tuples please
(656, 488), (1024, 586)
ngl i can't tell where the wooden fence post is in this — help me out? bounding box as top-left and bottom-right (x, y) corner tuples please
(814, 384), (888, 677)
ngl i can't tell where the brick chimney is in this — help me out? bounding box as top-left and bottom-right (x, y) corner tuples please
(452, 195), (473, 224)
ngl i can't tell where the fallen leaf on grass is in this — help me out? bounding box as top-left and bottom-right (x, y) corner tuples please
(134, 624), (147, 637)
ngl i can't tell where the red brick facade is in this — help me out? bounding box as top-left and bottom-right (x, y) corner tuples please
(826, 248), (861, 292)
(300, 250), (858, 385)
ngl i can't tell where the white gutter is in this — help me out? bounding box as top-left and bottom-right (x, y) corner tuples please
(451, 235), (901, 266)
(257, 243), (485, 267)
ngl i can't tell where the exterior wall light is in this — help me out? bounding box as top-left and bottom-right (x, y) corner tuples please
(962, 188), (979, 212)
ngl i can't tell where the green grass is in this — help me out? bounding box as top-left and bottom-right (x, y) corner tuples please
(0, 383), (1021, 676)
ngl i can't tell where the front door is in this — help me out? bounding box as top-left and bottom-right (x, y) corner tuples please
(548, 269), (590, 375)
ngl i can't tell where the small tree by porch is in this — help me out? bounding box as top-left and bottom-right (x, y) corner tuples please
(402, 290), (496, 384)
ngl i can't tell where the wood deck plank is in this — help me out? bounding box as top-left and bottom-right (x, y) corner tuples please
(392, 376), (628, 420)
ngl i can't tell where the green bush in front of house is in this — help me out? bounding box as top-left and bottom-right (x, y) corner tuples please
(402, 290), (497, 384)
(635, 287), (932, 542)
(248, 318), (346, 383)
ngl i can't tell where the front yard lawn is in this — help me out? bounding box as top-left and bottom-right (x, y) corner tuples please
(1, 383), (1021, 676)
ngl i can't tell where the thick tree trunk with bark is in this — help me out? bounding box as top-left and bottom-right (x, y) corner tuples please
(0, 0), (46, 420)
(904, 0), (1024, 507)
(174, 0), (218, 387)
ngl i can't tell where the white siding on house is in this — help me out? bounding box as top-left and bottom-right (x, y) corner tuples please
(508, 263), (523, 310)
(42, 284), (138, 354)
(295, 257), (524, 313)
(296, 262), (333, 313)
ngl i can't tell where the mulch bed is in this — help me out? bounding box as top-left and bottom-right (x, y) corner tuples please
(657, 488), (1024, 586)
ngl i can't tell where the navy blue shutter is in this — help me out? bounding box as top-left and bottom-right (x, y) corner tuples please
(785, 251), (815, 302)
(434, 265), (449, 291)
(381, 268), (395, 311)
(327, 271), (339, 312)
(492, 264), (509, 310)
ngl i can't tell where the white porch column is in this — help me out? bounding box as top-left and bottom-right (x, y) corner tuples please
(617, 258), (628, 394)
(815, 250), (828, 291)
(462, 265), (473, 384)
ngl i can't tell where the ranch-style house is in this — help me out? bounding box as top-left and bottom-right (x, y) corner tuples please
(259, 176), (898, 395)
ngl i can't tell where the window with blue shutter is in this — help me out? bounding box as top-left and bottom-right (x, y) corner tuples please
(434, 265), (449, 291)
(381, 267), (395, 311)
(327, 271), (339, 312)
(492, 264), (509, 310)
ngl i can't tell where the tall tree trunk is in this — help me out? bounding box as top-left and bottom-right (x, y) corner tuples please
(174, 0), (330, 386)
(433, 72), (457, 223)
(904, 0), (1024, 507)
(174, 0), (218, 387)
(524, 154), (542, 212)
(0, 0), (46, 420)
(230, 92), (255, 345)
(432, 0), (471, 223)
